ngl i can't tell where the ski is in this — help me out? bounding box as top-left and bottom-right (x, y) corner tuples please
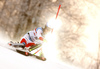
(8, 41), (46, 61)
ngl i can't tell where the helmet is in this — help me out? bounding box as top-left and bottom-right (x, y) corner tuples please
(45, 25), (52, 31)
(43, 23), (52, 33)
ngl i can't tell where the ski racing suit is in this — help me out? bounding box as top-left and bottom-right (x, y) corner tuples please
(20, 27), (44, 48)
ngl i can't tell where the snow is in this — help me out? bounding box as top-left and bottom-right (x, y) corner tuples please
(0, 44), (80, 69)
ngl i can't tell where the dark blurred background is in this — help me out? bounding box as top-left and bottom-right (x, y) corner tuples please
(0, 0), (100, 69)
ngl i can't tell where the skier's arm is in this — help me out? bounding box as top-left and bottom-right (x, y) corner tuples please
(37, 29), (47, 42)
(39, 37), (47, 42)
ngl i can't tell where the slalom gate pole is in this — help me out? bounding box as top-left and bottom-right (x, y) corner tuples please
(52, 5), (61, 32)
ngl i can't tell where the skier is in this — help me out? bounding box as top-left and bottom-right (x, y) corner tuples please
(20, 23), (52, 55)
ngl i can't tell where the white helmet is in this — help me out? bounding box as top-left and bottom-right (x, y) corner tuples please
(45, 23), (52, 31)
(43, 23), (52, 33)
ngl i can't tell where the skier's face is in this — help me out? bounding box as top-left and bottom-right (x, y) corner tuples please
(43, 27), (51, 34)
(44, 29), (48, 34)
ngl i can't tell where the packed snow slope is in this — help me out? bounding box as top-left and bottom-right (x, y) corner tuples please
(0, 45), (80, 69)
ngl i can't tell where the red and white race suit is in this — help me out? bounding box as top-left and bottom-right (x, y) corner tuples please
(20, 27), (44, 47)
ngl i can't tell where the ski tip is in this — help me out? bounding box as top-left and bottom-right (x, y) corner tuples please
(41, 57), (46, 61)
(36, 56), (46, 61)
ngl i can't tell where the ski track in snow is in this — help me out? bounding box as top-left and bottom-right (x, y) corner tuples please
(0, 42), (80, 69)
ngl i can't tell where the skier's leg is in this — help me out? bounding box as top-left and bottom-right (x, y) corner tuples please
(27, 42), (36, 47)
(20, 38), (27, 47)
(20, 38), (29, 55)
